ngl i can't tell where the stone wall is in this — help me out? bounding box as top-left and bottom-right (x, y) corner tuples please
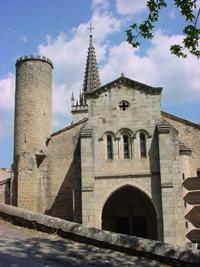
(94, 176), (163, 238)
(162, 112), (200, 176)
(0, 204), (199, 267)
(88, 84), (162, 176)
(14, 57), (53, 156)
(81, 84), (164, 239)
(13, 57), (53, 210)
(45, 120), (87, 221)
(161, 112), (200, 243)
(0, 168), (11, 204)
(157, 123), (186, 245)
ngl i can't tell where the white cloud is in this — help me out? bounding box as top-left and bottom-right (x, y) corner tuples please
(147, 33), (200, 105)
(52, 82), (81, 128)
(116, 0), (147, 16)
(0, 74), (15, 111)
(38, 9), (122, 130)
(92, 0), (110, 11)
(100, 42), (157, 85)
(100, 32), (200, 108)
(91, 10), (122, 42)
(34, 2), (200, 131)
(0, 74), (15, 138)
(38, 24), (107, 130)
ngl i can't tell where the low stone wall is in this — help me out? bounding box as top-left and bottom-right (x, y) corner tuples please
(0, 204), (199, 266)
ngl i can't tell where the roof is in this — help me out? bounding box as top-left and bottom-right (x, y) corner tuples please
(161, 111), (200, 129)
(50, 118), (88, 137)
(85, 75), (162, 98)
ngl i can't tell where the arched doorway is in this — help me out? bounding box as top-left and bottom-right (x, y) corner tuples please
(102, 185), (157, 239)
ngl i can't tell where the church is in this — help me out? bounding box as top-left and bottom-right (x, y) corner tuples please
(11, 34), (200, 247)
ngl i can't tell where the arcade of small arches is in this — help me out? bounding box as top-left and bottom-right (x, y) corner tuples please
(100, 129), (150, 160)
(101, 184), (158, 240)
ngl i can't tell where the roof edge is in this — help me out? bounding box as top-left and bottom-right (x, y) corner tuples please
(50, 118), (88, 137)
(85, 76), (162, 97)
(161, 111), (200, 129)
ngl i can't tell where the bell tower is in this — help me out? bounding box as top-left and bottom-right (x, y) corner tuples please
(71, 33), (101, 123)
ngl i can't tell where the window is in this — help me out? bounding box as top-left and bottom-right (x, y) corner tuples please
(123, 135), (130, 159)
(140, 133), (147, 158)
(119, 100), (129, 111)
(107, 135), (113, 159)
(197, 169), (200, 177)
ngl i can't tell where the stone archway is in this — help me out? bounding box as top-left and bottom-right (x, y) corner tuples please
(101, 185), (157, 239)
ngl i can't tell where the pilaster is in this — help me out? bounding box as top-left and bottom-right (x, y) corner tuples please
(80, 126), (95, 226)
(157, 123), (179, 244)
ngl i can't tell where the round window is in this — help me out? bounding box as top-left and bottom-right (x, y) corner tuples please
(119, 100), (129, 111)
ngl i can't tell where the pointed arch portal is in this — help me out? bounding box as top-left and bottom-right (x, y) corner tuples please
(102, 185), (157, 239)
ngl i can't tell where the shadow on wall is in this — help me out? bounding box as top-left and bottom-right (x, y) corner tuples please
(5, 181), (11, 204)
(0, 179), (11, 205)
(45, 139), (82, 223)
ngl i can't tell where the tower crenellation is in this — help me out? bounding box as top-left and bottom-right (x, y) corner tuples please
(16, 55), (53, 68)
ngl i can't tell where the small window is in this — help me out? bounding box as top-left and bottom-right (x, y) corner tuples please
(140, 133), (147, 158)
(119, 100), (129, 111)
(123, 135), (130, 159)
(107, 135), (113, 159)
(197, 169), (200, 177)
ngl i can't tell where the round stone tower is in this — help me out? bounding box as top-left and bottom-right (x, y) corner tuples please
(14, 56), (53, 158)
(13, 56), (53, 209)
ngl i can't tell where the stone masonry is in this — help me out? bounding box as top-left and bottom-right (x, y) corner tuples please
(12, 35), (200, 247)
(0, 168), (11, 204)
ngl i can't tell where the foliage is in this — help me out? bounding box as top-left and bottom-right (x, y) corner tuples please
(126, 0), (200, 58)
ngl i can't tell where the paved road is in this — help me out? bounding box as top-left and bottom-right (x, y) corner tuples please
(0, 220), (168, 266)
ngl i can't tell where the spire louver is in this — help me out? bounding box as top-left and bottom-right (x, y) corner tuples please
(83, 35), (101, 92)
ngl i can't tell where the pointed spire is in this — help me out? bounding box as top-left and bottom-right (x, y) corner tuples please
(83, 34), (101, 92)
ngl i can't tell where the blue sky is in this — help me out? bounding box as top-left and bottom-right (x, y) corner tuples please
(0, 0), (200, 168)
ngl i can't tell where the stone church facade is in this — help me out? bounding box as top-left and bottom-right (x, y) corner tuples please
(12, 35), (200, 246)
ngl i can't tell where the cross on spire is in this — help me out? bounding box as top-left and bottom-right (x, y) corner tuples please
(82, 22), (101, 92)
(88, 21), (94, 35)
